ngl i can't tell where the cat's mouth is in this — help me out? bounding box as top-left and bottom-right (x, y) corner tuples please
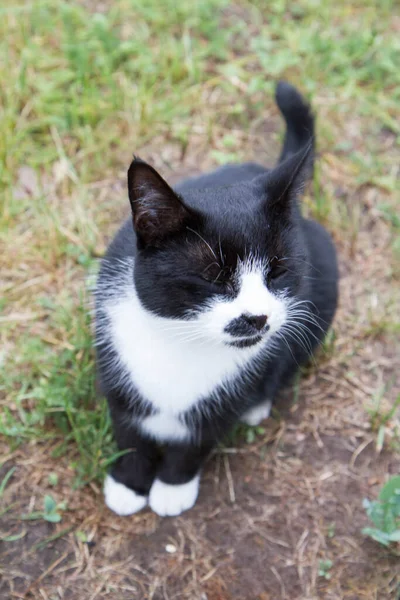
(226, 334), (263, 349)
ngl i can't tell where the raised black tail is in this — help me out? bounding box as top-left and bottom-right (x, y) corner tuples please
(275, 81), (315, 171)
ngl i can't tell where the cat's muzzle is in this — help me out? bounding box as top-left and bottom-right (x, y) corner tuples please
(224, 313), (269, 348)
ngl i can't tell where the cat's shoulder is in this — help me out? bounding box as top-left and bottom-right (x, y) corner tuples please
(103, 218), (136, 262)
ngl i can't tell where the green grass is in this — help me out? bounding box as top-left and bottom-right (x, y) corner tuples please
(1, 0), (399, 484)
(367, 389), (400, 453)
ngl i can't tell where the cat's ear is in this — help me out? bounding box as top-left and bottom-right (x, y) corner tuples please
(127, 157), (193, 247)
(262, 143), (313, 215)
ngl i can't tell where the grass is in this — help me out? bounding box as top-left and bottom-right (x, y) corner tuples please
(367, 389), (400, 453)
(1, 0), (399, 489)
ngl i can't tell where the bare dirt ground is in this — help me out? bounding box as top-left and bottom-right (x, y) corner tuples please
(1, 136), (400, 599)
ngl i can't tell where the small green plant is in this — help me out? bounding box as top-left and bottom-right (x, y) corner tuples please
(362, 475), (400, 551)
(327, 522), (336, 538)
(245, 426), (266, 444)
(318, 558), (333, 579)
(224, 422), (268, 447)
(76, 530), (89, 543)
(367, 389), (400, 452)
(48, 473), (59, 486)
(20, 494), (66, 524)
(0, 466), (16, 499)
(0, 466), (17, 519)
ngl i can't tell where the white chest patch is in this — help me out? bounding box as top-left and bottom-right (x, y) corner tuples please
(106, 291), (259, 415)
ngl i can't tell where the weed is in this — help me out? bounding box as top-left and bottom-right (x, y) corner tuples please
(362, 475), (400, 552)
(48, 472), (59, 486)
(0, 466), (16, 499)
(327, 522), (336, 539)
(20, 493), (67, 524)
(318, 558), (333, 579)
(1, 529), (27, 543)
(224, 422), (266, 446)
(76, 530), (89, 543)
(367, 390), (400, 452)
(245, 425), (266, 445)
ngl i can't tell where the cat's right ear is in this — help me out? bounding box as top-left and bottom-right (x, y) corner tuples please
(127, 157), (193, 248)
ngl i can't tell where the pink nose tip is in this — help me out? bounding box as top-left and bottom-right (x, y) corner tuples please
(245, 314), (268, 331)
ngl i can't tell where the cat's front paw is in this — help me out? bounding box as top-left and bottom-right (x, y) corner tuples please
(104, 475), (147, 516)
(149, 476), (200, 517)
(240, 399), (272, 426)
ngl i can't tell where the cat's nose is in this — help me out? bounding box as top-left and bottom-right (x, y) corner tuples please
(243, 314), (268, 331)
(224, 314), (269, 338)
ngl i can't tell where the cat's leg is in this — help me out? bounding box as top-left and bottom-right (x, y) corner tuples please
(104, 426), (161, 516)
(240, 398), (272, 426)
(239, 362), (287, 427)
(149, 442), (212, 517)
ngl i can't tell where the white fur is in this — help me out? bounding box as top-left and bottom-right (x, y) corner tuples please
(107, 294), (253, 417)
(101, 258), (288, 440)
(197, 264), (287, 343)
(241, 399), (272, 426)
(149, 476), (200, 516)
(104, 475), (147, 516)
(141, 413), (190, 441)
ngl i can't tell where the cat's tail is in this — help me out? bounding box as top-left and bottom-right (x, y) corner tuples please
(275, 81), (315, 171)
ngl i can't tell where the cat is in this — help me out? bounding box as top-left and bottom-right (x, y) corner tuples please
(94, 81), (338, 517)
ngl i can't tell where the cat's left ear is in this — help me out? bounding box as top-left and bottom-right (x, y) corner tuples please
(127, 157), (194, 248)
(261, 143), (313, 215)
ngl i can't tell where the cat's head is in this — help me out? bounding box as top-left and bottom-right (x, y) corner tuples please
(128, 153), (310, 349)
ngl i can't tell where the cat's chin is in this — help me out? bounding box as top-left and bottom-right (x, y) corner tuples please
(225, 335), (263, 349)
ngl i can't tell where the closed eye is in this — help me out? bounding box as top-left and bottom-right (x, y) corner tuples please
(201, 262), (224, 284)
(205, 274), (224, 285)
(201, 262), (233, 286)
(268, 256), (287, 280)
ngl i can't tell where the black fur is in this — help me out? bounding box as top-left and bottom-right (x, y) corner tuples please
(95, 81), (338, 500)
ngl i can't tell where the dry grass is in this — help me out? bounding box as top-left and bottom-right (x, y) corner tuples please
(1, 0), (400, 598)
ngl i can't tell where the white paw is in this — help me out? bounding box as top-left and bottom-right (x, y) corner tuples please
(149, 476), (200, 517)
(104, 475), (147, 516)
(241, 399), (272, 426)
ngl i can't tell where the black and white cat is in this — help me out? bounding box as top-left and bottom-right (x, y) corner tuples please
(94, 82), (338, 517)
